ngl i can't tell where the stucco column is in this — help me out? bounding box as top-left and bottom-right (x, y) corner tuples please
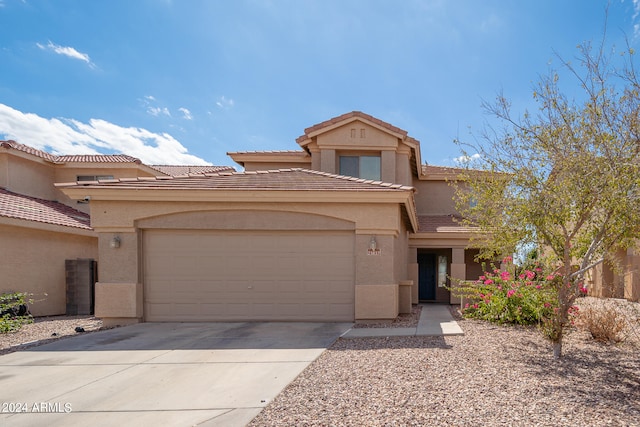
(310, 147), (321, 171)
(450, 247), (466, 305)
(95, 231), (143, 326)
(395, 151), (412, 186)
(381, 150), (396, 183)
(355, 233), (398, 320)
(320, 149), (336, 174)
(408, 247), (419, 304)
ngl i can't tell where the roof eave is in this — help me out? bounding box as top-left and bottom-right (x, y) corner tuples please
(58, 186), (415, 204)
(0, 215), (95, 236)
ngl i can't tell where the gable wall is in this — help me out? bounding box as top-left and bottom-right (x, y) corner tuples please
(312, 122), (408, 184)
(316, 122), (399, 150)
(1, 155), (56, 201)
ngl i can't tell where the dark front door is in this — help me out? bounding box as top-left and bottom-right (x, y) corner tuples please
(418, 253), (437, 301)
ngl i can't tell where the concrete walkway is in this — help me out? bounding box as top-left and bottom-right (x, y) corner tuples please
(342, 304), (464, 338)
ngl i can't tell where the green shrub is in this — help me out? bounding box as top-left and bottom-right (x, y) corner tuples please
(455, 258), (558, 326)
(0, 292), (33, 333)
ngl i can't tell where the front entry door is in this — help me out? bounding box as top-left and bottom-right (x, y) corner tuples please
(418, 253), (437, 301)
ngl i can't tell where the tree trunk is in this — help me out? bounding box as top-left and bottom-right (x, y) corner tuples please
(552, 337), (562, 359)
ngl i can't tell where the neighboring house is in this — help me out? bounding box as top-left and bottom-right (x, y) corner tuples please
(0, 140), (233, 316)
(58, 111), (486, 326)
(588, 249), (640, 301)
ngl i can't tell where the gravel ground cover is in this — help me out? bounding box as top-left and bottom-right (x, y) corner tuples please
(353, 305), (422, 328)
(250, 298), (640, 427)
(0, 315), (103, 355)
(2, 300), (638, 426)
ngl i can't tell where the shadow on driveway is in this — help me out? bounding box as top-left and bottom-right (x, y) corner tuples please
(0, 322), (352, 427)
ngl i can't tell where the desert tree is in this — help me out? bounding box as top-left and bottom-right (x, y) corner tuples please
(454, 34), (640, 359)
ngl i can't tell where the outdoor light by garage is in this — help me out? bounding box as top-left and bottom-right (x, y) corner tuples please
(367, 236), (380, 255)
(110, 236), (121, 249)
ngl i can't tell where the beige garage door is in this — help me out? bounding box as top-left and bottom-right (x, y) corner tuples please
(143, 230), (355, 321)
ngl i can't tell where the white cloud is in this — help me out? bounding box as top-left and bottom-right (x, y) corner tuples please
(140, 95), (173, 117)
(36, 41), (95, 68)
(631, 0), (640, 39)
(216, 96), (234, 109)
(453, 153), (481, 164)
(178, 107), (193, 120)
(147, 106), (171, 117)
(0, 103), (210, 165)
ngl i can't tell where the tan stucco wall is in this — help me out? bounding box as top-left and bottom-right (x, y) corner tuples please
(355, 284), (399, 319)
(1, 155), (56, 201)
(589, 249), (634, 300)
(311, 122), (404, 180)
(95, 282), (142, 319)
(395, 151), (412, 186)
(0, 154), (7, 190)
(89, 200), (402, 233)
(412, 180), (458, 215)
(393, 212), (410, 284)
(465, 248), (483, 280)
(0, 223), (98, 316)
(624, 247), (640, 301)
(316, 122), (399, 150)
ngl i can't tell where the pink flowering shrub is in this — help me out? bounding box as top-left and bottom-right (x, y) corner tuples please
(457, 258), (558, 325)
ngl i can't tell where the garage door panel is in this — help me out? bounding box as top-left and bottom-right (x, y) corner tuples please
(144, 230), (355, 321)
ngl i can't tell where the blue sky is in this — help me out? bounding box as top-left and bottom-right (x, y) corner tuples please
(1, 0), (639, 168)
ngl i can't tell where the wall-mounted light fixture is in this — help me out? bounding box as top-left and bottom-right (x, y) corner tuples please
(367, 236), (381, 256)
(110, 235), (121, 249)
(369, 236), (377, 251)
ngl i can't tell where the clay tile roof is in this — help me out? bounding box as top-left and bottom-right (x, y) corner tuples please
(0, 188), (91, 230)
(63, 168), (415, 192)
(417, 215), (476, 233)
(0, 140), (58, 162)
(149, 165), (235, 176)
(296, 111), (408, 143)
(55, 154), (143, 164)
(1, 140), (142, 164)
(421, 165), (467, 175)
(1, 140), (233, 174)
(226, 150), (308, 156)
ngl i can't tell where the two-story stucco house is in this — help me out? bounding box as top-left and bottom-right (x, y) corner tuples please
(55, 111), (485, 326)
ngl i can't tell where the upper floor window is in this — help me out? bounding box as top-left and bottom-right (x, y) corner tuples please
(339, 155), (380, 180)
(77, 175), (114, 181)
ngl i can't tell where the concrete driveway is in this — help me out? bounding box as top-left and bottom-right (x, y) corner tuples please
(0, 322), (352, 426)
